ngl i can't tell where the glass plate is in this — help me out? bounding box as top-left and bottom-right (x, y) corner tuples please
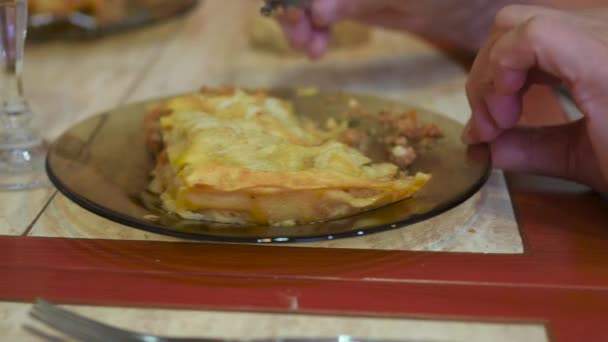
(46, 89), (491, 243)
(28, 0), (199, 41)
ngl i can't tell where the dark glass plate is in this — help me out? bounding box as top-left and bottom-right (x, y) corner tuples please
(46, 89), (491, 243)
(28, 0), (199, 41)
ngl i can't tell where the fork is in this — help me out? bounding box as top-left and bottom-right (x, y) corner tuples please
(260, 0), (312, 16)
(28, 299), (414, 342)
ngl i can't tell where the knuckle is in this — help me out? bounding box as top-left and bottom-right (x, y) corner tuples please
(494, 5), (528, 31)
(520, 15), (552, 46)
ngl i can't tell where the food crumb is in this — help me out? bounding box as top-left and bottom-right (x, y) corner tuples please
(325, 117), (340, 129)
(143, 214), (160, 221)
(390, 145), (417, 169)
(340, 107), (443, 169)
(341, 128), (367, 146)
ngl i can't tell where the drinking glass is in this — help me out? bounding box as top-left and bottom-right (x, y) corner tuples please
(0, 0), (48, 190)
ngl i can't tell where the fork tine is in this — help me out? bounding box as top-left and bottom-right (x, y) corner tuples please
(22, 324), (66, 342)
(260, 0), (311, 16)
(30, 307), (114, 342)
(32, 299), (134, 340)
(30, 299), (144, 342)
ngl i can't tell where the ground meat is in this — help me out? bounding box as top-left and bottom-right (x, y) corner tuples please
(341, 128), (367, 147)
(397, 117), (418, 136)
(340, 107), (443, 169)
(419, 124), (443, 138)
(144, 107), (172, 156)
(390, 145), (417, 168)
(394, 136), (409, 146)
(378, 110), (394, 128)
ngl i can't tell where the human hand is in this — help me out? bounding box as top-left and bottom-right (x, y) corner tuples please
(463, 5), (608, 193)
(278, 0), (510, 58)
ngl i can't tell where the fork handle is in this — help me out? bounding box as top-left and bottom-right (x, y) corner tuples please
(165, 338), (402, 342)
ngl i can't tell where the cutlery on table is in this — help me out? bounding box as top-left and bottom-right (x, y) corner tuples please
(260, 0), (312, 16)
(28, 299), (425, 342)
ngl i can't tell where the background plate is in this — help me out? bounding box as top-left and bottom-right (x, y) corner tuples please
(29, 0), (199, 41)
(46, 89), (490, 243)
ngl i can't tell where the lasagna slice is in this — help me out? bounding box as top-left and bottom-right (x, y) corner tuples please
(146, 88), (430, 226)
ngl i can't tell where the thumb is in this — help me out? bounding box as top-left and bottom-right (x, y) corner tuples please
(490, 120), (607, 193)
(310, 0), (387, 27)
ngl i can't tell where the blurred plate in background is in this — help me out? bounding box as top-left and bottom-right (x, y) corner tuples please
(29, 0), (199, 41)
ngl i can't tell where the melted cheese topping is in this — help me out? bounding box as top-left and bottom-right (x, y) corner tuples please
(150, 89), (430, 225)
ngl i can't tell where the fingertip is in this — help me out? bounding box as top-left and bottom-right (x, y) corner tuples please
(484, 94), (522, 129)
(279, 26), (300, 50)
(311, 0), (341, 27)
(281, 15), (313, 50)
(307, 31), (330, 60)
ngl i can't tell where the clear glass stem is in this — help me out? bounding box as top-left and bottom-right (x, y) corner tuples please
(0, 0), (35, 145)
(0, 0), (48, 190)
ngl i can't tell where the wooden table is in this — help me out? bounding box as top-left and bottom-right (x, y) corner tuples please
(1, 1), (608, 341)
